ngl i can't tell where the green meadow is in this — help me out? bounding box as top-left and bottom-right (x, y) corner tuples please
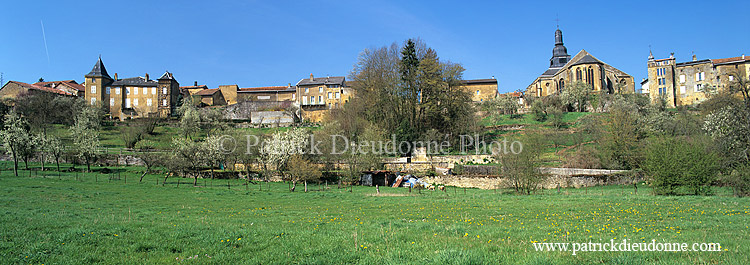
(0, 163), (748, 264)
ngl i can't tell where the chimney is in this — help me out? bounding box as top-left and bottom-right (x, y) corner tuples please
(310, 73), (314, 81)
(692, 54), (697, 61)
(670, 52), (674, 59)
(145, 73), (150, 81)
(743, 54), (746, 60)
(491, 75), (495, 79)
(114, 73), (118, 80)
(194, 81), (198, 86)
(288, 83), (292, 88)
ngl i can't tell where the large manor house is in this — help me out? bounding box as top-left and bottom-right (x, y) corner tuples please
(1, 28), (747, 121)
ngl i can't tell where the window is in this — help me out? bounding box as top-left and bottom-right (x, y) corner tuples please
(328, 92), (332, 99)
(318, 96), (322, 103)
(696, 84), (703, 92)
(143, 87), (147, 95)
(106, 87), (111, 94)
(90, 86), (96, 94)
(476, 90), (480, 95)
(335, 92), (340, 99)
(110, 98), (114, 105)
(152, 87), (156, 94)
(134, 99), (139, 106)
(729, 75), (734, 81)
(695, 72), (705, 81)
(310, 96), (315, 104)
(304, 87), (309, 94)
(303, 96), (307, 104)
(319, 87), (323, 93)
(115, 87), (120, 94)
(576, 68), (582, 80)
(680, 86), (686, 94)
(293, 94), (296, 100)
(91, 78), (96, 83)
(162, 99), (167, 106)
(163, 87), (167, 94)
(126, 87), (130, 95)
(134, 87), (138, 95)
(147, 98), (152, 106)
(91, 98), (96, 105)
(125, 99), (131, 108)
(679, 75), (685, 83)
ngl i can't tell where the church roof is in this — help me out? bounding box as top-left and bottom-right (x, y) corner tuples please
(85, 57), (112, 79)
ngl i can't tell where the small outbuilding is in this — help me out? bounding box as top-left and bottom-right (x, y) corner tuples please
(360, 171), (398, 187)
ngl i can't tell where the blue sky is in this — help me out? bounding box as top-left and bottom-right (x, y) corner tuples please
(1, 0), (747, 93)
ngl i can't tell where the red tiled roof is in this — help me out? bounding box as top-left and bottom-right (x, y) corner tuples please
(711, 55), (750, 65)
(194, 88), (220, 96)
(500, 91), (522, 98)
(238, 86), (291, 92)
(7, 81), (71, 96)
(33, 80), (85, 92)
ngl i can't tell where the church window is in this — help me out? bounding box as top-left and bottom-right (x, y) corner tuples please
(576, 68), (582, 81)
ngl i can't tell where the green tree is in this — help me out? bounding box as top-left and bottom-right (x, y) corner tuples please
(560, 81), (590, 112)
(287, 154), (322, 192)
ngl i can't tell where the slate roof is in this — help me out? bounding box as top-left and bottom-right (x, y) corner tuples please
(461, 79), (498, 85)
(541, 67), (562, 77)
(112, 77), (158, 86)
(296, 76), (345, 86)
(85, 57), (112, 79)
(158, 71), (176, 81)
(570, 54), (603, 66)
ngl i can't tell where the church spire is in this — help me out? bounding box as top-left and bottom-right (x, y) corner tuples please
(550, 28), (571, 68)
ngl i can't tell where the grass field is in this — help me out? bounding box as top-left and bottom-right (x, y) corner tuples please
(0, 163), (748, 264)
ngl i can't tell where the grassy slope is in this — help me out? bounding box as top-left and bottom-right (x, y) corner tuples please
(0, 163), (747, 264)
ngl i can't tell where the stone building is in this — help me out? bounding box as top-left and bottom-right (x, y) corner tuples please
(459, 78), (498, 102)
(237, 85), (297, 102)
(84, 57), (180, 119)
(526, 28), (634, 98)
(646, 53), (750, 107)
(193, 88), (226, 106)
(296, 74), (352, 122)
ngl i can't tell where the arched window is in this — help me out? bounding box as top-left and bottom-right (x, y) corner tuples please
(587, 67), (594, 88)
(558, 79), (565, 92)
(576, 68), (582, 81)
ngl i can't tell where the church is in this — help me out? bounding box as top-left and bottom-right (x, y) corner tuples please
(526, 28), (634, 97)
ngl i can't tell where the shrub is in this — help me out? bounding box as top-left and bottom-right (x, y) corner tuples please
(530, 100), (546, 122)
(722, 164), (750, 197)
(643, 136), (719, 195)
(547, 108), (565, 129)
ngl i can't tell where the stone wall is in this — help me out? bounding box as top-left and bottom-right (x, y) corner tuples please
(421, 167), (632, 190)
